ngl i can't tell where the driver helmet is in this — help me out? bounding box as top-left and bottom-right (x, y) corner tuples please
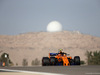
(58, 49), (63, 53)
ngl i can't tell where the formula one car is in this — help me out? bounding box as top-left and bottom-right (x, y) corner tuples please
(42, 49), (80, 66)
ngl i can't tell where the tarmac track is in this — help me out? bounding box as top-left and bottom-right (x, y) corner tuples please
(0, 65), (100, 75)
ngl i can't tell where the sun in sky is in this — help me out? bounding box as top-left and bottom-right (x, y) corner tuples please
(47, 21), (62, 32)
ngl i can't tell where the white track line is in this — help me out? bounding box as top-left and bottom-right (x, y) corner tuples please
(0, 69), (65, 75)
(86, 73), (100, 75)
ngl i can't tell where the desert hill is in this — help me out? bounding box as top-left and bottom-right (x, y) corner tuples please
(0, 31), (100, 66)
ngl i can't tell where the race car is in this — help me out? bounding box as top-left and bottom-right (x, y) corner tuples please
(42, 49), (80, 66)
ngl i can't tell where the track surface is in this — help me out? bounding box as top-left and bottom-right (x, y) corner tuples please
(0, 66), (100, 75)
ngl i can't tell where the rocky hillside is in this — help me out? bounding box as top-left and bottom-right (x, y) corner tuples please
(0, 31), (100, 66)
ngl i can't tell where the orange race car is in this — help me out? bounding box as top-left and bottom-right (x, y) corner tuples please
(42, 49), (80, 66)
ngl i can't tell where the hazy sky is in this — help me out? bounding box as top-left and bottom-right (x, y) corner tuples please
(0, 0), (100, 37)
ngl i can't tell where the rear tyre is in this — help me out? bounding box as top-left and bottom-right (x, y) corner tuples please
(50, 57), (56, 65)
(42, 57), (50, 66)
(74, 56), (80, 65)
(70, 59), (75, 65)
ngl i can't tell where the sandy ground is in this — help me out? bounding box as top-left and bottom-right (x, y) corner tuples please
(0, 31), (100, 66)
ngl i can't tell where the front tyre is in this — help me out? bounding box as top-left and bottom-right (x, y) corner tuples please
(74, 56), (80, 65)
(42, 57), (50, 66)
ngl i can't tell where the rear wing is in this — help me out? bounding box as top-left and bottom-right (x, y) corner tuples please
(49, 53), (57, 56)
(49, 52), (70, 58)
(49, 53), (58, 58)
